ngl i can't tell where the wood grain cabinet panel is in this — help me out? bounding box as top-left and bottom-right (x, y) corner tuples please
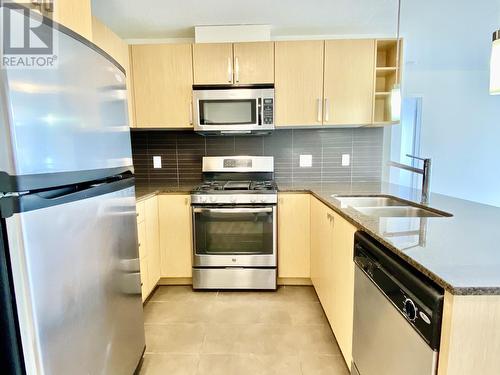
(275, 41), (325, 126)
(145, 196), (161, 291)
(330, 210), (357, 368)
(131, 44), (193, 128)
(323, 39), (375, 125)
(53, 0), (93, 40)
(158, 195), (192, 278)
(310, 197), (357, 370)
(278, 193), (310, 278)
(233, 42), (274, 84)
(310, 197), (334, 316)
(91, 17), (135, 127)
(193, 43), (233, 84)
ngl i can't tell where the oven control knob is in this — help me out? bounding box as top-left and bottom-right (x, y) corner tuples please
(200, 197), (207, 203)
(230, 198), (237, 203)
(403, 298), (417, 322)
(260, 198), (267, 203)
(250, 198), (257, 203)
(209, 197), (217, 203)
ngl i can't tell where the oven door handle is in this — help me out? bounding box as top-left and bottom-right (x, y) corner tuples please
(193, 207), (273, 214)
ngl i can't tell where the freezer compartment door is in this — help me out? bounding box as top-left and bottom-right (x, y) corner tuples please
(4, 180), (145, 375)
(0, 7), (132, 192)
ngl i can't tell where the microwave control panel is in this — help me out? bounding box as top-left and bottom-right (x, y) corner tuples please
(262, 98), (274, 125)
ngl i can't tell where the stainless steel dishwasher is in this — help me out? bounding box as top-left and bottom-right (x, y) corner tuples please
(352, 232), (444, 375)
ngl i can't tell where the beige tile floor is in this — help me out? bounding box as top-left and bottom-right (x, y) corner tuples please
(139, 285), (350, 375)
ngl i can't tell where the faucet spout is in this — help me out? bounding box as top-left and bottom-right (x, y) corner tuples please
(389, 155), (432, 204)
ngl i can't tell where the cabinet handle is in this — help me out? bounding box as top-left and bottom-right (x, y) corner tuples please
(317, 98), (322, 123)
(189, 99), (193, 125)
(136, 213), (139, 217)
(324, 98), (330, 122)
(235, 57), (240, 83)
(326, 213), (335, 224)
(227, 57), (233, 83)
(138, 242), (141, 247)
(43, 0), (53, 12)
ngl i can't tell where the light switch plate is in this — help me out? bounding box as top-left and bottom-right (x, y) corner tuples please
(342, 154), (350, 167)
(153, 156), (162, 169)
(299, 154), (313, 168)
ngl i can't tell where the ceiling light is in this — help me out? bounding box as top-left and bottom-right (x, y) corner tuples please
(390, 84), (401, 121)
(490, 30), (500, 95)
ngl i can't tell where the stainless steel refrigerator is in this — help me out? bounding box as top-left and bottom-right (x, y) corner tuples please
(0, 7), (145, 375)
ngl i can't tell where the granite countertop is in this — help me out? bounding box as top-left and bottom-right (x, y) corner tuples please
(135, 183), (197, 202)
(135, 181), (500, 296)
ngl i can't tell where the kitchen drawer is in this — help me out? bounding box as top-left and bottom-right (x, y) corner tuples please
(137, 221), (147, 259)
(136, 201), (146, 224)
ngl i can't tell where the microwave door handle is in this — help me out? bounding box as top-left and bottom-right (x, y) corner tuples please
(258, 97), (262, 125)
(193, 207), (273, 214)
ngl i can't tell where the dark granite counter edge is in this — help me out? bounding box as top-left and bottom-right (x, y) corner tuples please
(134, 185), (499, 296)
(282, 188), (500, 296)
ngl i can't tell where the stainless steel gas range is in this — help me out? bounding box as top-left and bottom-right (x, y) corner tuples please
(191, 156), (277, 290)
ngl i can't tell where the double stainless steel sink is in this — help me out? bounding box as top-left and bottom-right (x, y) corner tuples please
(331, 195), (452, 218)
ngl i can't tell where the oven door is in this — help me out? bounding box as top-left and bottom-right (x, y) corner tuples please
(192, 206), (277, 267)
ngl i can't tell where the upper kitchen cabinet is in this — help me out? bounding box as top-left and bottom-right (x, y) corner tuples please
(323, 39), (375, 126)
(193, 42), (274, 84)
(54, 0), (92, 40)
(19, 0), (93, 40)
(275, 40), (325, 126)
(193, 43), (233, 84)
(233, 42), (274, 84)
(91, 17), (136, 127)
(131, 44), (193, 128)
(373, 39), (402, 124)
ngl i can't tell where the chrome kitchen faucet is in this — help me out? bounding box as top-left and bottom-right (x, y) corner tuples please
(389, 154), (432, 204)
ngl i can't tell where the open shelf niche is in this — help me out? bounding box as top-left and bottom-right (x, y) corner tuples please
(373, 39), (401, 124)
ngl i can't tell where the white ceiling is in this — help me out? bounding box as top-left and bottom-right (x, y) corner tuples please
(91, 0), (399, 41)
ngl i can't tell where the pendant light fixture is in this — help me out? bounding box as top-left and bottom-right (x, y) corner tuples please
(490, 30), (500, 95)
(390, 0), (402, 121)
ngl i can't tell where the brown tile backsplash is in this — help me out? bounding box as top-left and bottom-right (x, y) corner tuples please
(131, 128), (383, 187)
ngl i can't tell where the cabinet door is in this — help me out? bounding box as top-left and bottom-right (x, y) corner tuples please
(278, 193), (310, 278)
(330, 211), (357, 368)
(137, 220), (147, 259)
(139, 257), (149, 302)
(132, 44), (193, 128)
(159, 195), (192, 278)
(275, 41), (324, 126)
(323, 40), (375, 125)
(193, 43), (234, 84)
(53, 0), (93, 40)
(233, 42), (274, 84)
(310, 197), (334, 314)
(91, 17), (135, 127)
(145, 196), (161, 292)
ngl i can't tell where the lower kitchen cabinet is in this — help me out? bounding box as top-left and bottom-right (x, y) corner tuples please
(310, 197), (335, 316)
(136, 196), (161, 302)
(310, 196), (357, 369)
(158, 195), (193, 278)
(330, 210), (357, 368)
(145, 196), (161, 292)
(278, 193), (310, 280)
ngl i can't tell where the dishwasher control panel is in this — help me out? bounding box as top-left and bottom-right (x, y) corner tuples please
(354, 231), (444, 351)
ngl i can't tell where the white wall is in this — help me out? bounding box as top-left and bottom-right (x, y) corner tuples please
(389, 0), (500, 206)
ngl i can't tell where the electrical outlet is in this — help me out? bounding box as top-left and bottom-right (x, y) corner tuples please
(153, 156), (162, 169)
(342, 154), (350, 167)
(299, 154), (312, 168)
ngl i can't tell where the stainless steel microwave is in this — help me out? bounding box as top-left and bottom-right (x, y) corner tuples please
(192, 85), (275, 135)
